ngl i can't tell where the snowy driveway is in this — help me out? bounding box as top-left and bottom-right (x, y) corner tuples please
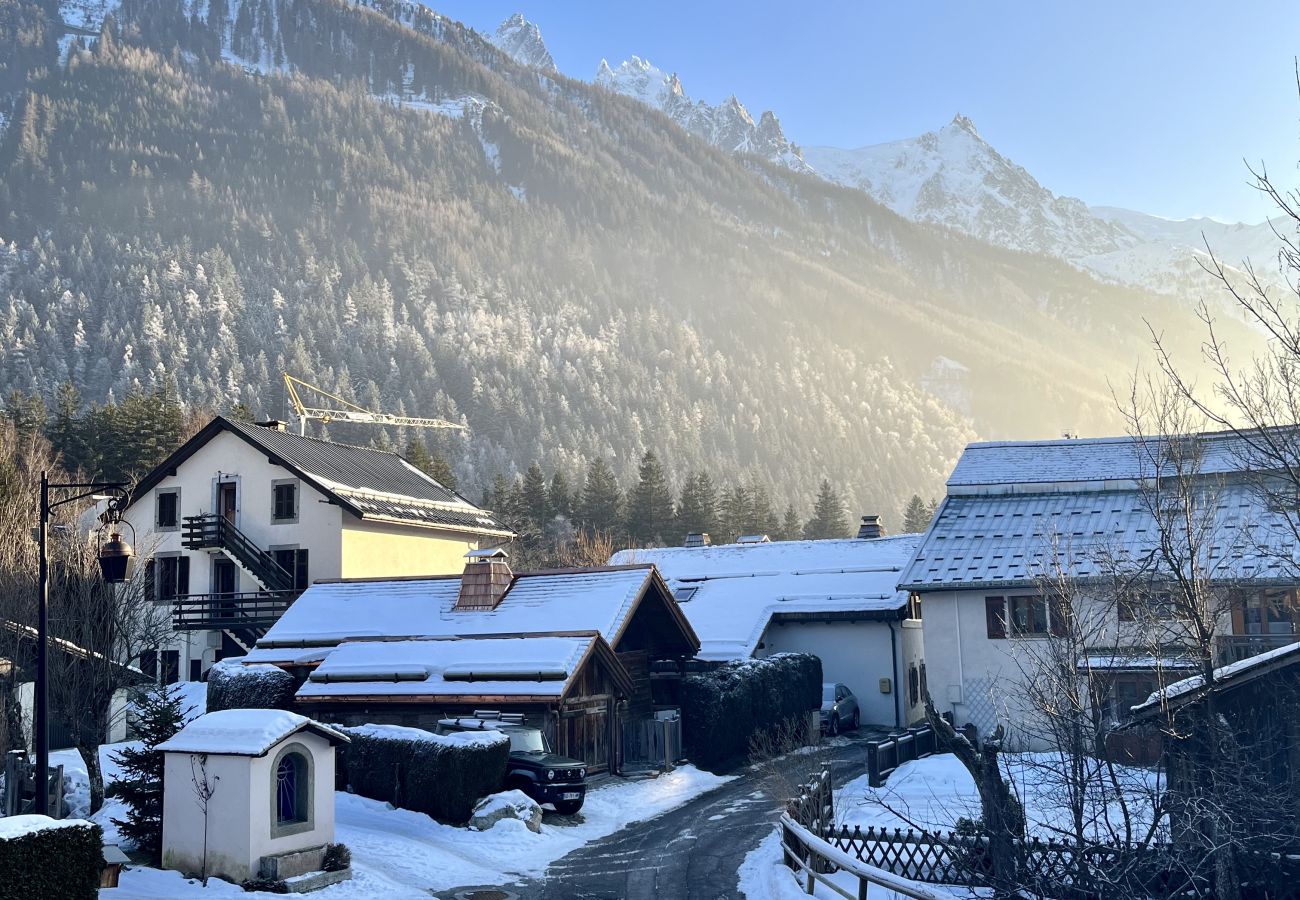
(479, 729), (885, 900)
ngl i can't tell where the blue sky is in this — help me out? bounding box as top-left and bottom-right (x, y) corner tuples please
(430, 2), (1300, 223)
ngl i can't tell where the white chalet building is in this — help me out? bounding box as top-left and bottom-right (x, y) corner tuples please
(120, 417), (512, 681)
(611, 528), (926, 728)
(900, 431), (1300, 750)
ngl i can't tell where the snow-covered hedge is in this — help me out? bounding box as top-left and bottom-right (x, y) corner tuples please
(0, 815), (103, 900)
(205, 659), (297, 713)
(681, 652), (822, 772)
(336, 724), (511, 825)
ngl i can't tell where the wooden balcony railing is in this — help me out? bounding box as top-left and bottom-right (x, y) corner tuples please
(1216, 633), (1299, 665)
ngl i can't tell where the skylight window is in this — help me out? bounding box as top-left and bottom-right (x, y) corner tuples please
(674, 585), (700, 603)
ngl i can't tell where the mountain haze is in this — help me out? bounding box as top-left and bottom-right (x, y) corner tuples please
(0, 0), (1264, 517)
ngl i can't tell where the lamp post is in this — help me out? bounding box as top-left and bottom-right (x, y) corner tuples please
(34, 472), (133, 817)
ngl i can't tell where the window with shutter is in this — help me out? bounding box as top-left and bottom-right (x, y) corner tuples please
(1049, 595), (1068, 637)
(985, 596), (1006, 639)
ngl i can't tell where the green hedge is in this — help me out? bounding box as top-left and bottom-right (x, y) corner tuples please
(336, 724), (510, 825)
(206, 660), (297, 712)
(681, 652), (822, 772)
(0, 817), (103, 900)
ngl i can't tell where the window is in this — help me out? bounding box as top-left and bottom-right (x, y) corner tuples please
(147, 556), (190, 603)
(273, 548), (310, 591)
(270, 744), (313, 837)
(1119, 589), (1181, 623)
(908, 664), (920, 706)
(1236, 588), (1300, 635)
(155, 489), (180, 529)
(906, 594), (923, 621)
(272, 480), (298, 522)
(985, 596), (1007, 639)
(1009, 595), (1048, 635)
(1099, 674), (1157, 723)
(160, 650), (179, 685)
(986, 594), (1056, 638)
(674, 585), (700, 603)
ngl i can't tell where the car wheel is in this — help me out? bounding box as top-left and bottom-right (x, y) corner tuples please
(829, 714), (840, 737)
(553, 799), (583, 815)
(851, 711), (860, 731)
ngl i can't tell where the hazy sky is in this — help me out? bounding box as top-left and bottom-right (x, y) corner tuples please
(431, 1), (1300, 223)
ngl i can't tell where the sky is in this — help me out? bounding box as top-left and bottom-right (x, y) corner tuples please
(429, 1), (1300, 224)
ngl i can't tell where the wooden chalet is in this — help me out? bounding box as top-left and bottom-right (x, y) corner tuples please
(240, 553), (700, 774)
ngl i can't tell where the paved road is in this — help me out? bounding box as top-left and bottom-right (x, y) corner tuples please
(508, 729), (886, 900)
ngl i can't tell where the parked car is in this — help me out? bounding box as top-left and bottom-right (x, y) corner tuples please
(820, 683), (860, 735)
(438, 712), (589, 815)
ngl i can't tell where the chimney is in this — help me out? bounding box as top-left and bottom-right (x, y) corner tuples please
(684, 532), (711, 548)
(254, 419), (288, 431)
(856, 515), (886, 540)
(455, 548), (513, 611)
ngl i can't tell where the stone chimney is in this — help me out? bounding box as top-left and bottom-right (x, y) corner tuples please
(455, 548), (513, 611)
(684, 532), (711, 548)
(856, 515), (886, 540)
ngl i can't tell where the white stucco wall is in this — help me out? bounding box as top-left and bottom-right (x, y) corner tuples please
(758, 619), (904, 727)
(161, 730), (336, 883)
(899, 619), (926, 726)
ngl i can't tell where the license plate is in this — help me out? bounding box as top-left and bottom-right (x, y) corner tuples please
(561, 792), (581, 800)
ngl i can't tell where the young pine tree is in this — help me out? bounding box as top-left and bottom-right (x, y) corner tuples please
(676, 472), (720, 541)
(626, 450), (674, 545)
(579, 459), (623, 535)
(779, 504), (803, 542)
(804, 479), (849, 540)
(111, 684), (191, 862)
(521, 462), (550, 530)
(549, 471), (573, 521)
(901, 493), (932, 533)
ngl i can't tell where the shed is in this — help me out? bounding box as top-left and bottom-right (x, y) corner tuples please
(158, 709), (350, 887)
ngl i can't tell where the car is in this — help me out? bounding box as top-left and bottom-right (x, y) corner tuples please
(820, 683), (860, 735)
(437, 711), (589, 815)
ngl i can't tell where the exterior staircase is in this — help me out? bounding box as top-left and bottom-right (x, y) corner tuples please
(175, 514), (302, 646)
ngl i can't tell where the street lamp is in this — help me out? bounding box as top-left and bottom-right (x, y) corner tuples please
(33, 472), (133, 817)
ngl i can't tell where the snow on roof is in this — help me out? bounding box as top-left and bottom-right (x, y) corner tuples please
(157, 709), (348, 756)
(254, 567), (652, 659)
(611, 536), (921, 661)
(900, 481), (1299, 591)
(1131, 639), (1300, 715)
(948, 429), (1273, 492)
(342, 722), (508, 750)
(1079, 655), (1197, 672)
(0, 815), (94, 841)
(296, 635), (595, 700)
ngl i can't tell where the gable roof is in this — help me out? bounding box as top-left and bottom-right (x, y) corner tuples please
(1128, 640), (1300, 721)
(157, 709), (348, 756)
(126, 417), (512, 537)
(244, 564), (699, 666)
(295, 632), (633, 703)
(611, 535), (921, 661)
(901, 430), (1300, 592)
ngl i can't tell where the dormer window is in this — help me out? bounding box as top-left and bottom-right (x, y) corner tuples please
(272, 480), (299, 522)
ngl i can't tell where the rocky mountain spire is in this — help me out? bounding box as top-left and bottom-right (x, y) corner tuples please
(491, 13), (556, 72)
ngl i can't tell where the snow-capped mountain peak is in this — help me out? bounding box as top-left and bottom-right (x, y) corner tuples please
(491, 13), (556, 72)
(595, 55), (811, 174)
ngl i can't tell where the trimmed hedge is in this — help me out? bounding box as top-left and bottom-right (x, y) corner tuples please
(336, 724), (510, 825)
(681, 652), (822, 772)
(0, 817), (103, 900)
(206, 660), (297, 713)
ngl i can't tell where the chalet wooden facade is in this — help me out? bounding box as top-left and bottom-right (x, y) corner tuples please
(242, 558), (700, 774)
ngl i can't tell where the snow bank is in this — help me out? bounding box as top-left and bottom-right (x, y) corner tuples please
(0, 814), (89, 840)
(345, 722), (506, 750)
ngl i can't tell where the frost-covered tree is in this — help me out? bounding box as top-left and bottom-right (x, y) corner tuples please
(626, 451), (673, 545)
(804, 479), (848, 540)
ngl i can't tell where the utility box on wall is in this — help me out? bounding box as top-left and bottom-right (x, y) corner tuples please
(879, 677), (892, 694)
(158, 709), (351, 889)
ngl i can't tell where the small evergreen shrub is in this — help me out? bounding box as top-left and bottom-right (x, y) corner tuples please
(336, 724), (509, 825)
(110, 683), (189, 862)
(681, 652), (822, 772)
(206, 660), (297, 712)
(322, 842), (351, 872)
(0, 818), (103, 900)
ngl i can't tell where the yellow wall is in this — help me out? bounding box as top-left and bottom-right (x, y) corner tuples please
(339, 517), (486, 578)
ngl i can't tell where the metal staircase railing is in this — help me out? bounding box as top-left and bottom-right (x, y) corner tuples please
(181, 514), (296, 593)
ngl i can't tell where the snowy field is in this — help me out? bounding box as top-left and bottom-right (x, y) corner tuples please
(739, 751), (1161, 900)
(43, 686), (735, 899)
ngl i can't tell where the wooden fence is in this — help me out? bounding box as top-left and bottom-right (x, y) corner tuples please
(865, 724), (937, 788)
(620, 713), (682, 772)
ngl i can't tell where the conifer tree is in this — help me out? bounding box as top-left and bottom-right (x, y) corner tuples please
(578, 458), (622, 534)
(404, 439), (437, 477)
(626, 450), (674, 545)
(902, 493), (931, 533)
(747, 480), (780, 538)
(675, 471), (719, 541)
(111, 684), (190, 863)
(804, 479), (849, 540)
(549, 471), (573, 521)
(522, 462), (549, 529)
(779, 504), (803, 542)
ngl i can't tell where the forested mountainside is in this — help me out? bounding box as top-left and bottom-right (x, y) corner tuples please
(0, 0), (1259, 513)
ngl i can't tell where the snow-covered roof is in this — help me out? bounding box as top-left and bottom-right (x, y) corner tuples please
(297, 635), (600, 701)
(157, 709), (348, 756)
(247, 566), (658, 665)
(610, 536), (921, 661)
(1130, 640), (1300, 717)
(902, 456), (1300, 591)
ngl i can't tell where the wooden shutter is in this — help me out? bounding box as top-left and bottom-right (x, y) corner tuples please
(985, 596), (1006, 639)
(144, 559), (156, 602)
(1049, 595), (1068, 637)
(177, 556), (190, 597)
(1117, 593), (1135, 622)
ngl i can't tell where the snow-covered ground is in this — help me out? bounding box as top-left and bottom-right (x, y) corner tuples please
(56, 715), (732, 898)
(739, 751), (1161, 900)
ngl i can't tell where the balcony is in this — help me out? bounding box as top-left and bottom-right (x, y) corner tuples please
(172, 591), (298, 632)
(1215, 633), (1300, 665)
(181, 514), (296, 593)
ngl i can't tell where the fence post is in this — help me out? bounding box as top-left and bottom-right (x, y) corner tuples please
(867, 740), (882, 788)
(3, 751), (24, 817)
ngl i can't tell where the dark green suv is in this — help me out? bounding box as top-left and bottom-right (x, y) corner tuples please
(438, 712), (588, 815)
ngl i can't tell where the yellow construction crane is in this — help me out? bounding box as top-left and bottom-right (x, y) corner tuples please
(282, 373), (468, 437)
